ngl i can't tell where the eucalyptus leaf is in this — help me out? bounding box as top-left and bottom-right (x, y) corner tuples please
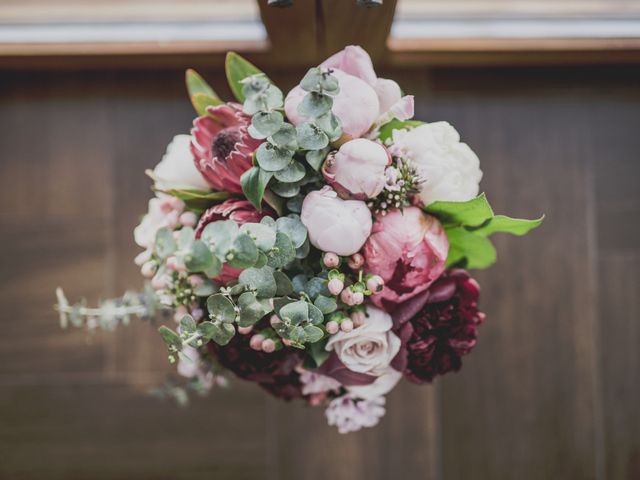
(269, 124), (298, 149)
(185, 240), (214, 273)
(307, 303), (325, 325)
(209, 322), (236, 346)
(267, 231), (296, 269)
(201, 220), (239, 257)
(305, 148), (329, 171)
(269, 180), (300, 198)
(238, 266), (277, 298)
(193, 280), (218, 297)
(273, 270), (293, 296)
(241, 166), (273, 210)
(254, 250), (268, 268)
(252, 110), (284, 137)
(240, 223), (277, 251)
(299, 68), (325, 92)
(288, 325), (307, 343)
(295, 237), (310, 259)
(237, 292), (271, 327)
(314, 294), (337, 314)
(314, 112), (342, 141)
(304, 277), (329, 300)
(225, 52), (270, 103)
(296, 123), (329, 150)
(308, 339), (330, 367)
(177, 227), (194, 250)
(274, 161), (306, 183)
(180, 314), (197, 334)
(298, 92), (333, 118)
(227, 233), (259, 269)
(279, 300), (309, 325)
(203, 256), (222, 278)
(155, 228), (177, 258)
(303, 324), (324, 343)
(158, 326), (182, 349)
(256, 143), (294, 172)
(286, 195), (303, 213)
(206, 294), (237, 323)
(275, 216), (307, 248)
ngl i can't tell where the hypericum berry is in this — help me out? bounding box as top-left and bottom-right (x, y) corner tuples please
(179, 211), (198, 228)
(323, 252), (340, 268)
(352, 291), (364, 305)
(347, 253), (364, 269)
(140, 261), (157, 279)
(188, 275), (204, 287)
(326, 320), (340, 334)
(340, 319), (354, 333)
(269, 314), (282, 328)
(340, 288), (355, 306)
(328, 278), (344, 296)
(351, 310), (366, 327)
(249, 334), (265, 351)
(238, 325), (253, 335)
(166, 256), (185, 272)
(261, 338), (276, 353)
(151, 274), (167, 290)
(366, 275), (384, 293)
(191, 307), (204, 321)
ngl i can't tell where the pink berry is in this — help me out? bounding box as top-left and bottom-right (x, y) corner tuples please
(340, 319), (354, 333)
(249, 334), (265, 351)
(326, 321), (339, 334)
(151, 274), (167, 290)
(141, 261), (157, 279)
(323, 252), (340, 268)
(188, 275), (204, 287)
(261, 338), (276, 353)
(352, 292), (364, 305)
(282, 338), (293, 347)
(191, 308), (204, 321)
(340, 288), (355, 306)
(366, 275), (384, 293)
(269, 314), (282, 327)
(238, 325), (253, 335)
(166, 256), (185, 272)
(328, 278), (344, 296)
(179, 211), (198, 227)
(351, 310), (366, 326)
(347, 253), (364, 269)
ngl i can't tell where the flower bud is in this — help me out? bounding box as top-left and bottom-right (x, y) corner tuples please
(188, 275), (204, 287)
(166, 256), (186, 272)
(141, 261), (157, 279)
(340, 319), (354, 333)
(151, 274), (167, 290)
(347, 253), (364, 270)
(352, 291), (364, 305)
(326, 321), (340, 334)
(238, 325), (253, 335)
(340, 288), (355, 306)
(191, 307), (204, 321)
(261, 338), (276, 353)
(270, 314), (282, 327)
(328, 278), (345, 296)
(179, 211), (198, 227)
(366, 275), (384, 293)
(323, 252), (340, 268)
(249, 334), (265, 351)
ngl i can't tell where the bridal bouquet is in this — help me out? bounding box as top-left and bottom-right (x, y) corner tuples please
(56, 46), (542, 433)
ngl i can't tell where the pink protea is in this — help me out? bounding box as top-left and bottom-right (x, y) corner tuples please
(190, 103), (262, 194)
(195, 199), (271, 284)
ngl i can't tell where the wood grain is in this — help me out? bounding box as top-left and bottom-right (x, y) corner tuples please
(1, 65), (639, 479)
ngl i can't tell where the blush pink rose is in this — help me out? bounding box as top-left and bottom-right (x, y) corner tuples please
(322, 138), (391, 199)
(300, 186), (372, 256)
(363, 207), (449, 312)
(195, 199), (271, 284)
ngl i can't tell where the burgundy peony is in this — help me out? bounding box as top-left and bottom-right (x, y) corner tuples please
(190, 103), (262, 193)
(195, 199), (271, 284)
(363, 207), (448, 312)
(207, 330), (304, 401)
(403, 269), (485, 384)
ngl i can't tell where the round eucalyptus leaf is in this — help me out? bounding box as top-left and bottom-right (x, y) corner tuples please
(279, 300), (309, 325)
(287, 325), (307, 343)
(254, 250), (268, 268)
(267, 231), (296, 269)
(180, 314), (197, 334)
(307, 303), (325, 325)
(237, 291), (271, 327)
(296, 123), (329, 150)
(313, 294), (338, 314)
(256, 143), (293, 172)
(315, 112), (342, 141)
(269, 180), (300, 198)
(263, 84), (284, 110)
(295, 237), (310, 259)
(286, 195), (303, 213)
(252, 110), (284, 137)
(155, 228), (177, 259)
(269, 124), (298, 149)
(305, 148), (328, 171)
(273, 270), (294, 296)
(276, 216), (308, 248)
(238, 266), (277, 298)
(303, 324), (324, 343)
(208, 322), (235, 346)
(227, 233), (259, 269)
(201, 220), (239, 257)
(206, 294), (237, 323)
(240, 223), (277, 251)
(184, 240), (214, 273)
(274, 161), (306, 183)
(297, 92), (333, 118)
(299, 68), (324, 92)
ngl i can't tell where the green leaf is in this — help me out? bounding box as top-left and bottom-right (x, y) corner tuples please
(270, 124), (298, 149)
(304, 277), (330, 300)
(307, 303), (325, 325)
(155, 228), (177, 258)
(156, 188), (230, 212)
(238, 266), (277, 298)
(227, 233), (259, 269)
(186, 69), (221, 114)
(180, 314), (197, 334)
(252, 111), (284, 137)
(274, 161), (306, 183)
(298, 92), (332, 118)
(314, 294), (337, 314)
(303, 324), (324, 343)
(308, 339), (330, 367)
(377, 118), (424, 143)
(240, 166), (273, 210)
(314, 112), (342, 141)
(206, 294), (237, 323)
(269, 180), (300, 198)
(225, 52), (269, 103)
(288, 325), (307, 343)
(177, 227), (195, 250)
(305, 148), (328, 171)
(204, 256), (222, 278)
(191, 93), (223, 117)
(201, 220), (239, 257)
(267, 231), (296, 269)
(240, 222), (277, 251)
(445, 226), (497, 269)
(185, 240), (214, 273)
(237, 292), (271, 327)
(275, 216), (307, 248)
(279, 300), (309, 325)
(273, 270), (294, 296)
(470, 214), (545, 237)
(254, 250), (268, 268)
(193, 280), (218, 297)
(296, 123), (329, 150)
(256, 143), (294, 172)
(158, 326), (182, 349)
(203, 321), (235, 346)
(425, 193), (494, 227)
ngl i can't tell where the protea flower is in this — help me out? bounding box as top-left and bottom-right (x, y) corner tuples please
(190, 103), (262, 193)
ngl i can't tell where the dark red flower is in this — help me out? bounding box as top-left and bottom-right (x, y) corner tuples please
(403, 269), (485, 384)
(206, 329), (304, 401)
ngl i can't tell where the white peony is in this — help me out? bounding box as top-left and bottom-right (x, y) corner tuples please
(325, 306), (402, 398)
(153, 134), (210, 192)
(389, 122), (482, 206)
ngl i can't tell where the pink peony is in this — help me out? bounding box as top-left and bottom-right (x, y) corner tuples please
(300, 187), (372, 256)
(363, 207), (449, 312)
(190, 103), (262, 194)
(322, 138), (391, 199)
(195, 199), (271, 284)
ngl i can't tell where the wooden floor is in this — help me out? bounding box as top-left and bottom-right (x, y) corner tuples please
(0, 64), (638, 480)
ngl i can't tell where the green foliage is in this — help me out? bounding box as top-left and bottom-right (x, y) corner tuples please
(185, 69), (222, 115)
(155, 228), (177, 258)
(240, 167), (273, 210)
(225, 52), (269, 103)
(154, 187), (230, 213)
(424, 193), (543, 270)
(377, 118), (424, 143)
